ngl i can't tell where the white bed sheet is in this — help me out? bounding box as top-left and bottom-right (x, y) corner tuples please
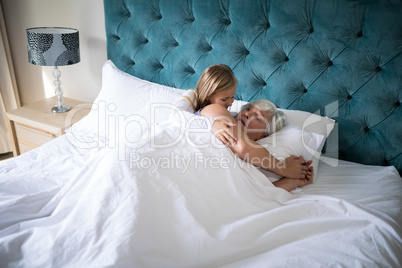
(2, 136), (400, 222)
(305, 156), (402, 220)
(0, 114), (401, 267)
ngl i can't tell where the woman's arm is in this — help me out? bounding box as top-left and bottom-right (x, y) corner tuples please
(200, 104), (311, 179)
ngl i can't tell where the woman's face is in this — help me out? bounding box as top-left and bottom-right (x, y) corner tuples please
(235, 106), (271, 141)
(207, 86), (236, 109)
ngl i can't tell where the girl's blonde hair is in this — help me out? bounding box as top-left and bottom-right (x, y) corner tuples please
(195, 64), (237, 111)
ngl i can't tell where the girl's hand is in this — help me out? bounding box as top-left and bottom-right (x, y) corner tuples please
(212, 119), (237, 147)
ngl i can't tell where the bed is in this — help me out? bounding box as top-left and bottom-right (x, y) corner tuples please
(1, 0), (401, 267)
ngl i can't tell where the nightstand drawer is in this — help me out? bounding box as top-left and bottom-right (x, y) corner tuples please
(18, 143), (36, 154)
(15, 123), (56, 148)
(6, 97), (91, 156)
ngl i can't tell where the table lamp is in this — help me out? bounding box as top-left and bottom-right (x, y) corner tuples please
(26, 27), (80, 113)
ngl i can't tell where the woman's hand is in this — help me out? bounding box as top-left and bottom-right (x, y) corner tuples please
(280, 155), (313, 179)
(274, 162), (314, 191)
(212, 119), (238, 147)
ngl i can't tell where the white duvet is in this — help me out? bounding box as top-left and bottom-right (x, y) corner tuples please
(0, 113), (401, 267)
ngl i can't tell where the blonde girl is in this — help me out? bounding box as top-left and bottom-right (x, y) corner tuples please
(174, 64), (237, 113)
(195, 64), (237, 111)
(171, 64), (238, 145)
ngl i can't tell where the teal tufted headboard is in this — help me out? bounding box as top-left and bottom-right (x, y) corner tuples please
(103, 0), (402, 175)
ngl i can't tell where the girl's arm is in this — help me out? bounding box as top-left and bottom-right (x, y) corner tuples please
(211, 119), (238, 147)
(173, 90), (198, 113)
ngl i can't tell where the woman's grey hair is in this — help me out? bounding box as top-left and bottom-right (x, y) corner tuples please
(270, 110), (287, 135)
(240, 99), (287, 136)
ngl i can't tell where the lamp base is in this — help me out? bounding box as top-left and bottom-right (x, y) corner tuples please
(51, 104), (71, 113)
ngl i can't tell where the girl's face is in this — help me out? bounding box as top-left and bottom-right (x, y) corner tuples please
(235, 106), (271, 141)
(207, 86), (236, 109)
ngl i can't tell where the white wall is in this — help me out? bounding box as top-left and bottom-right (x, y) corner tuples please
(1, 0), (107, 105)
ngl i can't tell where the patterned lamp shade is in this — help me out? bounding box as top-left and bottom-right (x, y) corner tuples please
(26, 27), (80, 66)
(26, 27), (80, 113)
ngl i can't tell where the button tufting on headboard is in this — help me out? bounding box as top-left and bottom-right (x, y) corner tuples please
(104, 0), (402, 175)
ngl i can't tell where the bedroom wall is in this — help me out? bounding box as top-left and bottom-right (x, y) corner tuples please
(1, 0), (107, 105)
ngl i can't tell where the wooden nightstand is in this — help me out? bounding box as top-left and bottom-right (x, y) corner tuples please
(6, 97), (91, 156)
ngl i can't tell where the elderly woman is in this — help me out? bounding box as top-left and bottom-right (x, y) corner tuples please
(200, 100), (314, 192)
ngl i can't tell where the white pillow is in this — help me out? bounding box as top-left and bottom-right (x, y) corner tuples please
(256, 123), (325, 183)
(71, 60), (184, 137)
(230, 100), (336, 182)
(280, 108), (335, 139)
